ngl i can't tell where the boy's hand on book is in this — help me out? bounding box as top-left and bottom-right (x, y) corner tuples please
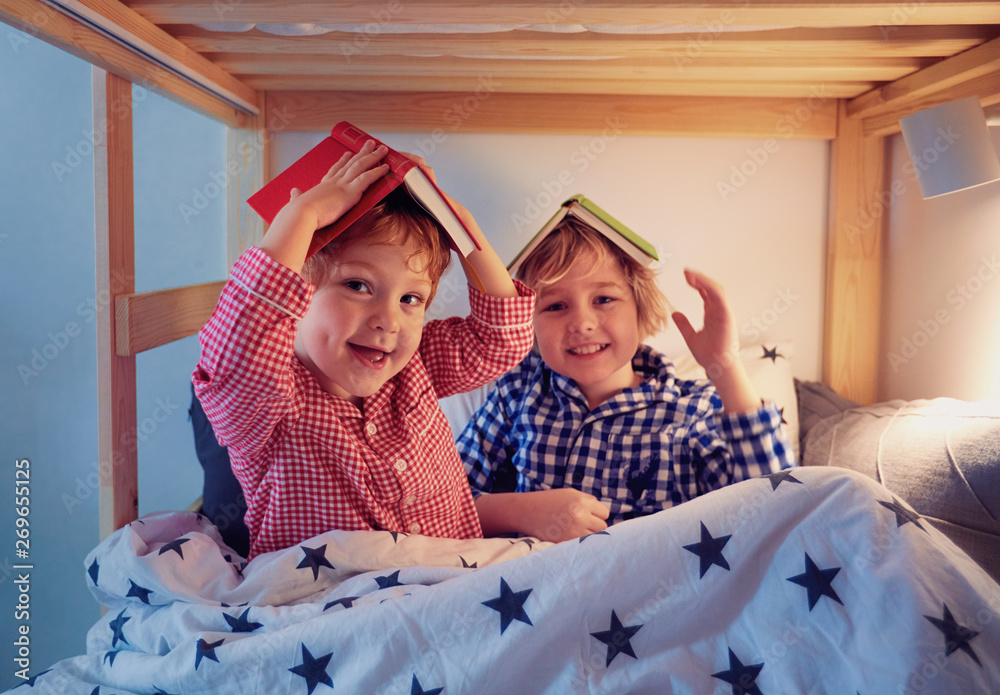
(672, 268), (741, 376)
(286, 140), (390, 231)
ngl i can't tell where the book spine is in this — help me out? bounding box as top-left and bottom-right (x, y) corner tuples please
(330, 121), (412, 179)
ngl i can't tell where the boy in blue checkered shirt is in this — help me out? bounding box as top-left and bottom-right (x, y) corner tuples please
(457, 218), (795, 541)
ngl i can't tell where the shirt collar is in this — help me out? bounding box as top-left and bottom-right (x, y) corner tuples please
(537, 344), (680, 415)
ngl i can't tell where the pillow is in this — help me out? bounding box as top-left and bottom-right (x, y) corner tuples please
(439, 341), (800, 461)
(794, 378), (860, 444)
(672, 341), (799, 461)
(801, 397), (1000, 584)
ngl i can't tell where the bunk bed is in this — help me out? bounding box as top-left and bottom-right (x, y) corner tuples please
(3, 2), (1000, 692)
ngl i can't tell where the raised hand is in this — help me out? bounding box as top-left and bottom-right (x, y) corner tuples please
(671, 268), (741, 378)
(671, 268), (760, 413)
(288, 139), (391, 231)
(260, 140), (389, 273)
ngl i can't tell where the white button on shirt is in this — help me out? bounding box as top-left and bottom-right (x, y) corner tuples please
(394, 458), (408, 472)
(408, 523), (422, 534)
(365, 422), (377, 436)
(404, 494), (417, 506)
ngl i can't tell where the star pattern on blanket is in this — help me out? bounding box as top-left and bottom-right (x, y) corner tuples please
(579, 530), (611, 543)
(712, 648), (765, 695)
(409, 674), (443, 695)
(786, 553), (843, 610)
(288, 644), (334, 694)
(224, 607), (263, 633)
(375, 570), (403, 589)
(108, 609), (131, 648)
(296, 544), (334, 581)
(683, 521), (732, 578)
(590, 610), (643, 667)
(324, 596), (359, 611)
(389, 531), (409, 543)
(126, 579), (153, 604)
(32, 469), (1000, 694)
(195, 638), (224, 670)
(460, 556), (478, 568)
(924, 604), (982, 666)
(877, 497), (927, 532)
(763, 469), (803, 491)
(158, 538), (190, 559)
(482, 577), (533, 634)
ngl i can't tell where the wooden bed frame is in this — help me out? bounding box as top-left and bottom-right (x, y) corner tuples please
(2, 1), (999, 538)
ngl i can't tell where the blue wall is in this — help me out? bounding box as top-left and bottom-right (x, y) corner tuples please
(0, 26), (226, 688)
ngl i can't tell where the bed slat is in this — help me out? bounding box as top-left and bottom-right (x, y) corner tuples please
(115, 282), (225, 356)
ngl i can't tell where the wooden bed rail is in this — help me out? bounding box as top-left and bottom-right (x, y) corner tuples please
(115, 282), (224, 356)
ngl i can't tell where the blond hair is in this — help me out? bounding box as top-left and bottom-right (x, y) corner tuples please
(515, 218), (669, 340)
(302, 188), (452, 304)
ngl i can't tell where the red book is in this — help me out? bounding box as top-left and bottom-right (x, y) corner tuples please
(247, 121), (481, 260)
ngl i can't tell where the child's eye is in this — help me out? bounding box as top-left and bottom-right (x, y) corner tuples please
(344, 280), (370, 293)
(542, 302), (566, 312)
(401, 294), (425, 307)
(595, 296), (616, 305)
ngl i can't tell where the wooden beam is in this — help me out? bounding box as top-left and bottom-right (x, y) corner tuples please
(265, 90), (839, 139)
(227, 91), (269, 266)
(127, 1), (1000, 27)
(849, 34), (1000, 135)
(246, 74), (875, 99)
(861, 72), (1000, 136)
(212, 52), (932, 84)
(0, 0), (258, 126)
(173, 25), (994, 60)
(823, 100), (888, 405)
(115, 282), (225, 356)
(93, 68), (138, 538)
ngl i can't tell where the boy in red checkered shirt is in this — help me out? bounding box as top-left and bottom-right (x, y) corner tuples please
(193, 141), (535, 558)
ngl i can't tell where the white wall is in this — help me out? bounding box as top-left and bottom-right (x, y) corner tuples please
(274, 130), (831, 380)
(880, 129), (1000, 401)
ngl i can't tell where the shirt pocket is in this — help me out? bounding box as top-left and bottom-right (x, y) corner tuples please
(603, 431), (672, 514)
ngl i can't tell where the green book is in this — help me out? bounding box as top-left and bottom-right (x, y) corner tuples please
(507, 194), (658, 276)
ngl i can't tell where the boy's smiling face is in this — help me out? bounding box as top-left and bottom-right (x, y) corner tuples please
(294, 237), (432, 406)
(533, 253), (641, 409)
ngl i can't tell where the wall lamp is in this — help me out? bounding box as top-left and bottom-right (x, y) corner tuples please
(899, 96), (1000, 199)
